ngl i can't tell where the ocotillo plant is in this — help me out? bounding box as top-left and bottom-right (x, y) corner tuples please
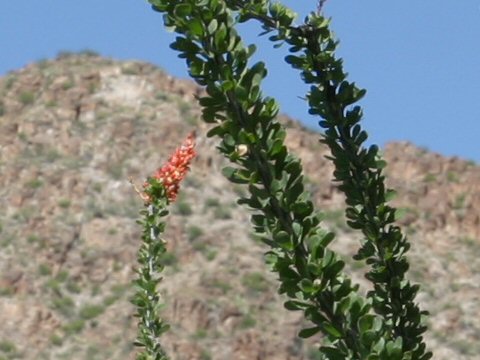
(143, 1), (432, 359)
(235, 4), (430, 357)
(132, 133), (196, 360)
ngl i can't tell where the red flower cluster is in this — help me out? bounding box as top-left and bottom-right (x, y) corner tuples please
(145, 132), (196, 202)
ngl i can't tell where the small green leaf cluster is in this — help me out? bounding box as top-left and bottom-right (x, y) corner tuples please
(132, 178), (171, 360)
(147, 1), (432, 359)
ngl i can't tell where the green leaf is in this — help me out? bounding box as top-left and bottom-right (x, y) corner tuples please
(223, 133), (235, 146)
(189, 18), (204, 37)
(250, 71), (264, 91)
(214, 23), (227, 50)
(284, 300), (309, 311)
(354, 130), (368, 145)
(207, 19), (218, 34)
(373, 337), (386, 353)
(251, 214), (266, 227)
(249, 184), (270, 200)
(337, 296), (351, 314)
(291, 201), (313, 217)
(332, 279), (353, 300)
(353, 88), (367, 102)
(274, 230), (292, 250)
(273, 41), (284, 49)
(321, 323), (342, 339)
(222, 167), (250, 184)
(351, 124), (361, 139)
(386, 337), (403, 359)
(284, 55), (306, 69)
(198, 95), (221, 107)
(321, 231), (335, 247)
(247, 44), (257, 57)
(202, 107), (219, 123)
(298, 326), (321, 339)
(277, 265), (299, 280)
(288, 183), (305, 206)
(298, 279), (314, 294)
(358, 314), (375, 333)
(292, 222), (302, 238)
(319, 346), (345, 359)
(173, 3), (192, 17)
(221, 80), (235, 92)
(322, 249), (335, 269)
(376, 159), (387, 169)
(234, 85), (248, 102)
(325, 259), (345, 279)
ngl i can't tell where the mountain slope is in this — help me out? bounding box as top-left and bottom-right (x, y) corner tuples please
(0, 53), (479, 359)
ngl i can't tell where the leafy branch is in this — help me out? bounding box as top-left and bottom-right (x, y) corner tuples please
(145, 0), (432, 359)
(131, 133), (196, 359)
(132, 179), (171, 360)
(233, 2), (431, 359)
(147, 1), (390, 358)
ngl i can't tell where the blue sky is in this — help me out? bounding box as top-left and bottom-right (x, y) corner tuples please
(1, 1), (479, 161)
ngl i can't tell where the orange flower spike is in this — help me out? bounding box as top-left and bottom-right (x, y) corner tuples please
(150, 132), (196, 202)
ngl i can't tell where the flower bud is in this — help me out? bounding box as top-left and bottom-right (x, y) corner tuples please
(235, 144), (248, 156)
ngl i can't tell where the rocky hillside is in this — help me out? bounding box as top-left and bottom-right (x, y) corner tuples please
(0, 53), (479, 360)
